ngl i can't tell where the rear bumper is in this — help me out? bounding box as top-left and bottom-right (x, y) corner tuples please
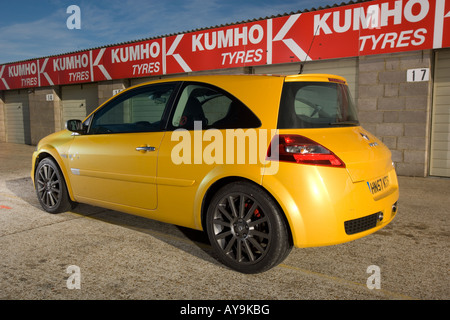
(262, 163), (399, 248)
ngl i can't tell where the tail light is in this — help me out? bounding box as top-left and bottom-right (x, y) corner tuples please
(267, 134), (345, 168)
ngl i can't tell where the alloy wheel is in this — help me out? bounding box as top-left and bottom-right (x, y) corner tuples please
(36, 163), (62, 209)
(211, 192), (272, 264)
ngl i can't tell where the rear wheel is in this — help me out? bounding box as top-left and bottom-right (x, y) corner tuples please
(35, 158), (75, 214)
(206, 181), (292, 273)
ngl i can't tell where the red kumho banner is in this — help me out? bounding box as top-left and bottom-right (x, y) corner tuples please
(1, 0), (449, 90)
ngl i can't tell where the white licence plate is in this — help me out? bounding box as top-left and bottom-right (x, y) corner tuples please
(367, 175), (390, 195)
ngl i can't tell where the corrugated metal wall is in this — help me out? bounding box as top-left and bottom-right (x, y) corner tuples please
(4, 90), (30, 144)
(430, 49), (450, 177)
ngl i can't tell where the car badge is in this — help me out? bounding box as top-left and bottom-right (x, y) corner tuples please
(360, 133), (370, 141)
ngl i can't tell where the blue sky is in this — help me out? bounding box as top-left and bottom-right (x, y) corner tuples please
(0, 0), (341, 64)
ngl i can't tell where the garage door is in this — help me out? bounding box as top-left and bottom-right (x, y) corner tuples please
(61, 84), (98, 127)
(4, 91), (31, 144)
(253, 58), (358, 100)
(430, 49), (450, 177)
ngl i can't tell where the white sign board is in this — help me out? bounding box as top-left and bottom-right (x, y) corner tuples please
(407, 68), (430, 82)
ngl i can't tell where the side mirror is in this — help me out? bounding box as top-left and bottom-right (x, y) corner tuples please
(66, 119), (85, 135)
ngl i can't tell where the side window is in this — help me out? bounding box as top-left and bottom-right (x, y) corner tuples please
(89, 83), (176, 134)
(170, 83), (260, 130)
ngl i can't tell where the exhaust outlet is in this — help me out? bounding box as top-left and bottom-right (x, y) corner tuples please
(392, 202), (398, 215)
(377, 212), (384, 221)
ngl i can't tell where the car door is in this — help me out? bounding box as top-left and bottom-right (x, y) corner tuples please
(67, 82), (178, 210)
(156, 82), (263, 228)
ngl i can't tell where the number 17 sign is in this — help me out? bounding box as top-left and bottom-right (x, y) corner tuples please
(407, 68), (430, 82)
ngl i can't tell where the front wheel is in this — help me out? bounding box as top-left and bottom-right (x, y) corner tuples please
(35, 158), (75, 214)
(206, 181), (292, 273)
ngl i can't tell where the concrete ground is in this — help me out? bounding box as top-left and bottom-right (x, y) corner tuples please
(0, 142), (448, 301)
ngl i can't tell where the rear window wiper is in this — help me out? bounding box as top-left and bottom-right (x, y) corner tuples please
(329, 121), (360, 126)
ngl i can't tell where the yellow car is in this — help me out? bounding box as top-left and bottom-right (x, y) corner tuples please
(31, 74), (399, 273)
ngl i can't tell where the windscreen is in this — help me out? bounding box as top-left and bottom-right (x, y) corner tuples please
(277, 81), (359, 129)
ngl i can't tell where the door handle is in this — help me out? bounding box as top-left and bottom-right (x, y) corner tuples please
(136, 146), (156, 152)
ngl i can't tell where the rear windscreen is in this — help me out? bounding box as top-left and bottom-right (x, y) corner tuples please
(277, 81), (359, 129)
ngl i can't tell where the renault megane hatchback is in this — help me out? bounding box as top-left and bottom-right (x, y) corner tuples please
(32, 74), (399, 273)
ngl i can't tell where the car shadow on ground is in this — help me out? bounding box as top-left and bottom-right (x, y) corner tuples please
(5, 176), (223, 269)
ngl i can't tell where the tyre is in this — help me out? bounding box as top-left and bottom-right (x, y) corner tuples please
(206, 181), (292, 273)
(35, 158), (75, 214)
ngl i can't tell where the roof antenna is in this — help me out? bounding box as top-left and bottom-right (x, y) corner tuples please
(299, 24), (320, 74)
